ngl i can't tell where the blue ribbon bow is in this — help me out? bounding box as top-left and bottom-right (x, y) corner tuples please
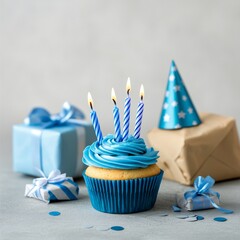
(184, 176), (233, 214)
(24, 101), (88, 128)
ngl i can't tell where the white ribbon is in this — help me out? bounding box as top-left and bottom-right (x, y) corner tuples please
(26, 169), (67, 197)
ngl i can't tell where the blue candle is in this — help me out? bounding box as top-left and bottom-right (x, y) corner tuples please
(122, 78), (131, 141)
(111, 88), (122, 142)
(133, 85), (144, 139)
(88, 92), (103, 143)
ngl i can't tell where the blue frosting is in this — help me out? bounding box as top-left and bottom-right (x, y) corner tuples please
(82, 134), (159, 169)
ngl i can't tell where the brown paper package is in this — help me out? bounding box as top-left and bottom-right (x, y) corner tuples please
(147, 113), (240, 185)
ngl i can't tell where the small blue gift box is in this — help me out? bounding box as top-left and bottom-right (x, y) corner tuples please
(25, 170), (79, 203)
(13, 102), (96, 177)
(176, 193), (220, 211)
(176, 176), (233, 213)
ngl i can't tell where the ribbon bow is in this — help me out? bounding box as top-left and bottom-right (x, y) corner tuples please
(184, 176), (233, 214)
(24, 102), (87, 128)
(33, 169), (67, 188)
(27, 169), (67, 197)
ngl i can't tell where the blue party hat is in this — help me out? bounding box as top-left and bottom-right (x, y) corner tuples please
(159, 61), (201, 129)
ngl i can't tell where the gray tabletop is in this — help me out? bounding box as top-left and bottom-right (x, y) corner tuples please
(1, 156), (240, 240)
(1, 0), (240, 239)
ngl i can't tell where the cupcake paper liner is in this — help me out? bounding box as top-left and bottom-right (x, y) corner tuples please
(83, 170), (164, 214)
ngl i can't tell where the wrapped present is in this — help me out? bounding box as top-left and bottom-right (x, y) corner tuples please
(148, 61), (240, 185)
(177, 193), (219, 211)
(25, 170), (79, 203)
(13, 102), (96, 177)
(176, 176), (233, 213)
(148, 112), (240, 185)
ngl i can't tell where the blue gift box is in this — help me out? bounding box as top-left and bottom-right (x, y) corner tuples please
(25, 170), (79, 203)
(176, 193), (220, 211)
(176, 176), (233, 214)
(13, 124), (96, 177)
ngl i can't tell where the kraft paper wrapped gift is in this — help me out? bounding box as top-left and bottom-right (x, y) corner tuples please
(148, 113), (240, 185)
(13, 102), (96, 178)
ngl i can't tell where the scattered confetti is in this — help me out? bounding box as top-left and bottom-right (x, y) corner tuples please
(214, 217), (227, 222)
(96, 226), (111, 231)
(174, 213), (205, 222)
(176, 215), (189, 219)
(81, 225), (94, 229)
(196, 216), (204, 221)
(186, 217), (197, 222)
(80, 225), (125, 231)
(111, 226), (124, 231)
(159, 213), (168, 217)
(48, 211), (61, 216)
(172, 205), (181, 212)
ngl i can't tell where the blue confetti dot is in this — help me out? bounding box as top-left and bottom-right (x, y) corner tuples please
(214, 217), (227, 222)
(111, 226), (124, 231)
(197, 216), (204, 221)
(49, 211), (61, 216)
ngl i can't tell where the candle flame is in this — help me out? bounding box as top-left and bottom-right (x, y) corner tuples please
(140, 84), (144, 100)
(111, 88), (117, 105)
(126, 77), (131, 95)
(88, 92), (93, 109)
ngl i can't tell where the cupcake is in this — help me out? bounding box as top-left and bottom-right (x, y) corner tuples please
(82, 134), (164, 214)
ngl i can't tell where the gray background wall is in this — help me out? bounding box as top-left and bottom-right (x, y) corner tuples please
(1, 0), (240, 162)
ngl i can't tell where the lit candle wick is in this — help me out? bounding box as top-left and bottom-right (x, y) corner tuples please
(111, 88), (121, 142)
(133, 84), (144, 139)
(87, 92), (103, 143)
(122, 77), (131, 141)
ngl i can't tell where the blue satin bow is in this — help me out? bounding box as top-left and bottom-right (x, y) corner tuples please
(24, 102), (87, 128)
(184, 176), (233, 214)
